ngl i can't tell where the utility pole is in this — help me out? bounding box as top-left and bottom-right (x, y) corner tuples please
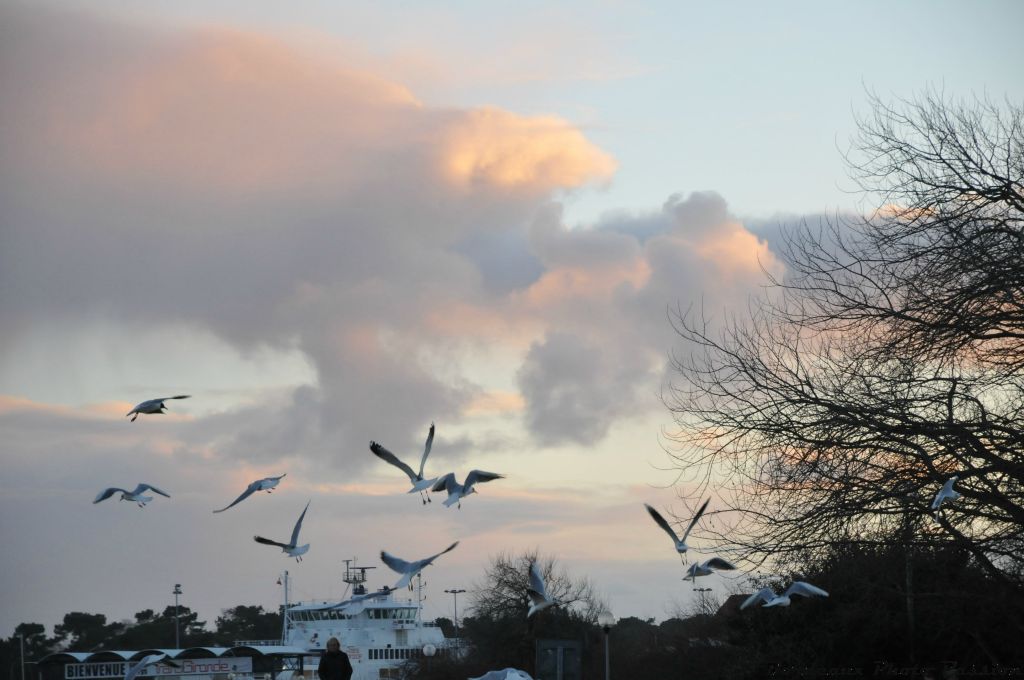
(444, 589), (466, 639)
(173, 584), (183, 648)
(19, 633), (25, 680)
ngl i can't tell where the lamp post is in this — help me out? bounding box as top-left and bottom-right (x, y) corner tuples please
(444, 589), (466, 640)
(18, 633), (25, 680)
(598, 610), (615, 680)
(692, 586), (712, 616)
(422, 644), (436, 674)
(173, 584), (183, 648)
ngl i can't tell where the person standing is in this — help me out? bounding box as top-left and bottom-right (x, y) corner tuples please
(317, 637), (353, 680)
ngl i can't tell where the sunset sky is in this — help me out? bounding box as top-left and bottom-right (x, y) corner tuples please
(2, 0), (1022, 637)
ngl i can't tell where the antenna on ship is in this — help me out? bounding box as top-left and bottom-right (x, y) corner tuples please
(416, 572), (426, 624)
(278, 570), (290, 644)
(342, 558), (375, 597)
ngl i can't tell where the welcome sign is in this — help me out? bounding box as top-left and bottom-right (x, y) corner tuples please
(65, 658), (253, 680)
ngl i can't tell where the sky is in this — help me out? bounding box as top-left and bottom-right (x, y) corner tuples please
(2, 0), (1023, 639)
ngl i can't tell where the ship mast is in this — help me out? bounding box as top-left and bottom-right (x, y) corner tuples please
(279, 570), (290, 644)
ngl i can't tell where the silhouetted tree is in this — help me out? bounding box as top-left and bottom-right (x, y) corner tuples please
(213, 605), (281, 645)
(666, 91), (1024, 594)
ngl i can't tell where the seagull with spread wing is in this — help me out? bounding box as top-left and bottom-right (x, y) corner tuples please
(683, 557), (737, 581)
(213, 474), (287, 513)
(645, 498), (710, 563)
(124, 654), (178, 680)
(740, 581), (829, 609)
(931, 476), (961, 517)
(431, 470), (504, 509)
(125, 395), (190, 422)
(320, 587), (395, 614)
(94, 483), (170, 507)
(370, 423), (438, 504)
(526, 561), (562, 620)
(254, 500), (311, 562)
(380, 541), (459, 589)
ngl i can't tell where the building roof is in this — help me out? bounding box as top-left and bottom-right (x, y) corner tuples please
(38, 646), (309, 666)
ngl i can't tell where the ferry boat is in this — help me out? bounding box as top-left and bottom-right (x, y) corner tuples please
(255, 561), (453, 680)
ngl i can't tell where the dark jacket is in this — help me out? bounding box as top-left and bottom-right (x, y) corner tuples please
(317, 649), (353, 680)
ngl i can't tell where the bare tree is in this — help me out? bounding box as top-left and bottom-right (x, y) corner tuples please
(469, 550), (607, 624)
(665, 91), (1024, 590)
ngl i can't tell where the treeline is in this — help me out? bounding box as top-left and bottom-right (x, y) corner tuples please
(401, 546), (1023, 680)
(1, 605), (281, 677)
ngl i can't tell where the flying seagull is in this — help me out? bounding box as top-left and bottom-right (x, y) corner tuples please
(124, 654), (179, 680)
(740, 581), (829, 610)
(213, 474), (287, 513)
(254, 500), (311, 562)
(431, 470), (504, 509)
(527, 561), (561, 620)
(645, 498), (710, 563)
(94, 483), (170, 507)
(320, 587), (395, 614)
(370, 423), (438, 503)
(683, 557), (737, 581)
(380, 541), (459, 589)
(931, 476), (961, 517)
(126, 395), (190, 422)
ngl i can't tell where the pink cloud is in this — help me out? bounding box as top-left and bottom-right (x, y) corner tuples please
(15, 20), (615, 199)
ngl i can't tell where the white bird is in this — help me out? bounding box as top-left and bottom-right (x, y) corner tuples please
(124, 654), (178, 680)
(380, 541), (459, 589)
(213, 474), (287, 513)
(526, 561), (561, 620)
(740, 581), (829, 609)
(645, 498), (710, 562)
(321, 587), (395, 614)
(94, 483), (171, 507)
(431, 470), (504, 509)
(683, 557), (737, 581)
(370, 423), (438, 504)
(470, 670), (533, 680)
(254, 500), (311, 562)
(931, 476), (961, 516)
(125, 395), (190, 422)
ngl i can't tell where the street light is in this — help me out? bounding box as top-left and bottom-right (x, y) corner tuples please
(444, 589), (466, 639)
(422, 644), (436, 673)
(692, 587), (712, 616)
(173, 584), (183, 648)
(598, 610), (615, 680)
(18, 633), (25, 680)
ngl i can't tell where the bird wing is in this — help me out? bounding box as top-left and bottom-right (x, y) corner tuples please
(680, 498), (710, 543)
(381, 550), (414, 574)
(167, 395), (190, 400)
(424, 541), (460, 566)
(465, 469), (504, 487)
(94, 488), (127, 503)
(431, 472), (457, 493)
(289, 501), (310, 547)
(644, 504), (681, 543)
(254, 535), (290, 549)
(740, 587), (776, 610)
(527, 589), (549, 607)
(213, 485), (258, 513)
(704, 557), (737, 571)
(785, 581), (829, 599)
(370, 442), (418, 483)
(528, 561), (547, 598)
(417, 423), (435, 478)
(135, 483), (170, 498)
